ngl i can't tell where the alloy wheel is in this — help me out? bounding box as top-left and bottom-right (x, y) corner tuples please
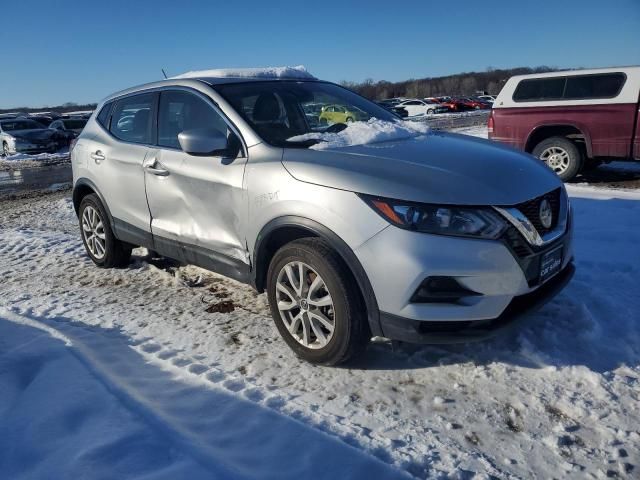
(81, 205), (106, 259)
(540, 146), (570, 174)
(275, 261), (335, 349)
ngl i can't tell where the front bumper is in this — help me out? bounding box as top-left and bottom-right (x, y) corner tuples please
(378, 262), (574, 343)
(355, 212), (574, 342)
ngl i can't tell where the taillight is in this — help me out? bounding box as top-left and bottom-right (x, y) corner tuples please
(487, 111), (494, 137)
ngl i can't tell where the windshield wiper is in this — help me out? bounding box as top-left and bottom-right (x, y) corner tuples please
(281, 139), (321, 148)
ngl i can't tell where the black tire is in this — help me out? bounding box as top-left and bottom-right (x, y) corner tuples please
(78, 194), (131, 268)
(345, 117), (354, 123)
(427, 109), (434, 115)
(266, 238), (369, 365)
(532, 136), (583, 181)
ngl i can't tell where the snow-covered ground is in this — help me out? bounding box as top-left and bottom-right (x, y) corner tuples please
(1, 181), (639, 478)
(450, 125), (490, 138)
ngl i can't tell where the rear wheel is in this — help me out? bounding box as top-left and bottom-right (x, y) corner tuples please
(532, 137), (582, 181)
(427, 109), (434, 115)
(266, 238), (369, 365)
(345, 117), (354, 123)
(79, 194), (131, 268)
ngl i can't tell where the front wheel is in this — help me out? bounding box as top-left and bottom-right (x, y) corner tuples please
(266, 238), (369, 365)
(79, 194), (132, 268)
(532, 137), (583, 181)
(427, 109), (434, 115)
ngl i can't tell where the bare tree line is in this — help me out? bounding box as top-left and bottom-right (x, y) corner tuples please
(1, 66), (561, 113)
(341, 66), (559, 100)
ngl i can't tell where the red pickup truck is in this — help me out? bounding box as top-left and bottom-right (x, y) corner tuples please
(488, 67), (640, 180)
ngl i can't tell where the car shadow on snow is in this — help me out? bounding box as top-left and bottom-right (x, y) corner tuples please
(349, 195), (640, 375)
(0, 310), (406, 480)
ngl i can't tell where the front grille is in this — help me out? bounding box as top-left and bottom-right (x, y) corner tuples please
(503, 226), (532, 258)
(514, 188), (561, 235)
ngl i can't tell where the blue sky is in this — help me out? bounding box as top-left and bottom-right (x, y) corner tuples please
(1, 0), (639, 108)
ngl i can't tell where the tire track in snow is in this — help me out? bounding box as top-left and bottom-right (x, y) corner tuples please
(1, 308), (408, 480)
(2, 192), (639, 478)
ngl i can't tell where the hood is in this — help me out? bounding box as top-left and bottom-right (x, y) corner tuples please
(11, 129), (56, 142)
(282, 131), (562, 206)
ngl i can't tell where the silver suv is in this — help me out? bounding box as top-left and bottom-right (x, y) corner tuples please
(72, 70), (574, 365)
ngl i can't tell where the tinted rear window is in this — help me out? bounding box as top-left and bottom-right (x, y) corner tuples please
(513, 73), (626, 102)
(97, 102), (112, 128)
(513, 77), (565, 102)
(564, 73), (626, 99)
(110, 93), (155, 144)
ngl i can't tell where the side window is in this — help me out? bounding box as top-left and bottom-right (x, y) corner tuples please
(97, 102), (112, 129)
(110, 93), (154, 144)
(564, 73), (626, 100)
(158, 90), (229, 149)
(513, 78), (566, 102)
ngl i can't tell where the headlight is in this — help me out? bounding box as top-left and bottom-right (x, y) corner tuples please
(360, 195), (507, 239)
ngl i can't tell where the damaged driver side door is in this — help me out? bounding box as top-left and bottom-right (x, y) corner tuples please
(144, 88), (249, 281)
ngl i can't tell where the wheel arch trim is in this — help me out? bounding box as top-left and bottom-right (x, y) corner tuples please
(72, 178), (115, 231)
(253, 215), (383, 337)
(525, 122), (593, 157)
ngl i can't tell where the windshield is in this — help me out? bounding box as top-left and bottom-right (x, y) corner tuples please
(63, 119), (87, 129)
(215, 81), (398, 147)
(0, 119), (44, 131)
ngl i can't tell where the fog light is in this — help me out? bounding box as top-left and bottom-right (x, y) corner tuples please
(410, 276), (481, 303)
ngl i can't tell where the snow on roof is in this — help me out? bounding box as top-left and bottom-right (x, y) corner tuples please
(288, 118), (430, 150)
(172, 65), (316, 80)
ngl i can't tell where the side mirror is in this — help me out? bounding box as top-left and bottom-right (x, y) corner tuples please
(178, 128), (228, 156)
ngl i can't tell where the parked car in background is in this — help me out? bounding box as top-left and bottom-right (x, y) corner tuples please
(375, 101), (409, 118)
(319, 104), (366, 124)
(458, 97), (492, 110)
(49, 117), (88, 138)
(436, 97), (466, 112)
(29, 115), (55, 127)
(378, 98), (407, 106)
(489, 66), (640, 180)
(302, 103), (324, 127)
(478, 95), (496, 103)
(63, 110), (94, 120)
(72, 69), (574, 365)
(0, 112), (27, 119)
(421, 99), (449, 114)
(49, 117), (88, 146)
(396, 99), (443, 117)
(0, 118), (58, 156)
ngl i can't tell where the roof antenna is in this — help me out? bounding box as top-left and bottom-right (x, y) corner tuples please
(161, 68), (168, 79)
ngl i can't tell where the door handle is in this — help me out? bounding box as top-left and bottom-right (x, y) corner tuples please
(145, 165), (170, 176)
(143, 158), (170, 177)
(90, 150), (105, 163)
